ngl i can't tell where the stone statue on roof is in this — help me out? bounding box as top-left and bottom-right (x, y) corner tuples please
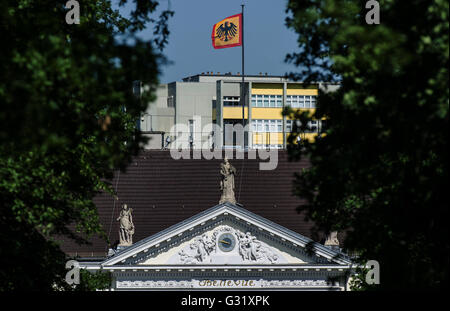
(219, 157), (237, 204)
(324, 231), (340, 247)
(117, 204), (135, 246)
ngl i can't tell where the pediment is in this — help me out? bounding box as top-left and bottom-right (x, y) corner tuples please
(141, 224), (300, 265)
(101, 203), (350, 267)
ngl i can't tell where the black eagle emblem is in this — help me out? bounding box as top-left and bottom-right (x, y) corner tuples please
(216, 22), (238, 42)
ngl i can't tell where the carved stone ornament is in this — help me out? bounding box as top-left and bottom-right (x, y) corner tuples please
(178, 234), (216, 264)
(116, 279), (329, 289)
(235, 231), (279, 263)
(117, 204), (135, 246)
(178, 226), (279, 264)
(219, 157), (237, 204)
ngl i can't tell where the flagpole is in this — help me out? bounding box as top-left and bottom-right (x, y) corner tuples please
(241, 4), (245, 148)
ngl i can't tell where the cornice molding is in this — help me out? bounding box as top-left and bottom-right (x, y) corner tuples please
(99, 203), (351, 267)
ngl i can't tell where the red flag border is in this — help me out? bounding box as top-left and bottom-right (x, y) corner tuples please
(211, 13), (242, 49)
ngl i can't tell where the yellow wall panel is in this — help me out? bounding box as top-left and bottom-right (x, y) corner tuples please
(251, 108), (283, 119)
(286, 88), (318, 96)
(303, 133), (319, 142)
(252, 132), (284, 145)
(285, 108), (317, 119)
(223, 107), (248, 119)
(286, 132), (320, 143)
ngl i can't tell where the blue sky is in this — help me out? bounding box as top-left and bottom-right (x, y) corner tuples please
(116, 0), (300, 83)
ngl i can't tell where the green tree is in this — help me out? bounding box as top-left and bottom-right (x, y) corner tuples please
(73, 269), (112, 291)
(0, 0), (172, 290)
(285, 0), (448, 289)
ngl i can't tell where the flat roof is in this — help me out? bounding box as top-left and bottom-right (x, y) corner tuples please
(180, 73), (340, 85)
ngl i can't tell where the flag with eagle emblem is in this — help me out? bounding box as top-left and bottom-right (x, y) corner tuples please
(211, 13), (242, 49)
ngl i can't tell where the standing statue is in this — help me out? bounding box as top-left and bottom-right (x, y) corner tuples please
(324, 231), (340, 247)
(219, 157), (237, 204)
(117, 204), (135, 246)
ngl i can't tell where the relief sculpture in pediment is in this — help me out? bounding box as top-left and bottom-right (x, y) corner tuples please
(178, 226), (279, 264)
(179, 234), (216, 263)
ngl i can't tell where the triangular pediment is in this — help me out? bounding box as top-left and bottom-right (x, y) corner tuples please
(101, 203), (351, 267)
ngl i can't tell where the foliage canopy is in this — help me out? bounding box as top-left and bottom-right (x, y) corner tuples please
(285, 0), (448, 289)
(0, 0), (172, 290)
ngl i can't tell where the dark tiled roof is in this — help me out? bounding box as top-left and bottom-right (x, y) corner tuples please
(59, 150), (316, 257)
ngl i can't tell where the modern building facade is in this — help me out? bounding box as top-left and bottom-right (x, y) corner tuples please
(139, 73), (339, 149)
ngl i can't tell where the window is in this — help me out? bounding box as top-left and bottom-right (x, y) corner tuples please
(223, 96), (240, 106)
(253, 144), (283, 149)
(286, 96), (291, 106)
(306, 120), (318, 133)
(285, 120), (292, 132)
(276, 95), (282, 106)
(298, 96), (305, 108)
(305, 96), (311, 108)
(251, 94), (282, 107)
(251, 119), (283, 133)
(189, 119), (194, 145)
(286, 119), (320, 133)
(167, 96), (174, 107)
(277, 120), (282, 132)
(269, 120), (275, 132)
(311, 96), (317, 108)
(286, 95), (317, 108)
(285, 120), (320, 133)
